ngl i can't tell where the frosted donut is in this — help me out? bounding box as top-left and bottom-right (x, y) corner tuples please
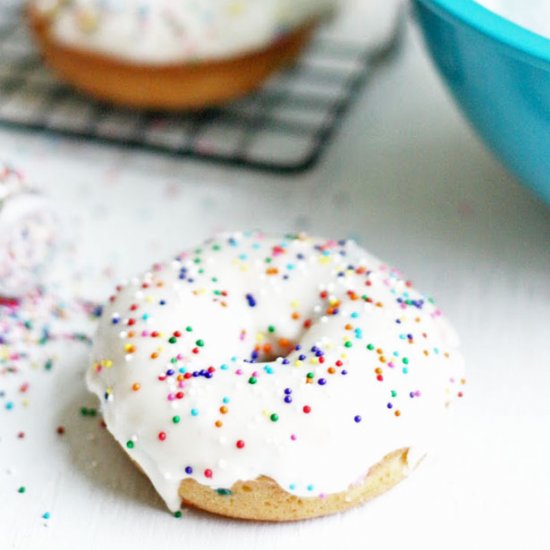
(87, 232), (466, 521)
(0, 164), (57, 298)
(28, 0), (336, 110)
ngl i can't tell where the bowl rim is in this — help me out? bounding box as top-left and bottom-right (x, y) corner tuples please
(416, 0), (550, 63)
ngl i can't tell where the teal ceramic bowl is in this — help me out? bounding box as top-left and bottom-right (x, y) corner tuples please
(414, 0), (550, 205)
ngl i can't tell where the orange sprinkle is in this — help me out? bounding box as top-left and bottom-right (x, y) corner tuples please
(327, 367), (336, 374)
(394, 410), (401, 417)
(266, 267), (279, 275)
(132, 383), (141, 392)
(220, 406), (228, 414)
(291, 312), (300, 320)
(151, 352), (159, 359)
(215, 420), (223, 428)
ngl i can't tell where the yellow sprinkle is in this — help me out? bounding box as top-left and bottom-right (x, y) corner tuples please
(227, 1), (245, 15)
(75, 8), (100, 33)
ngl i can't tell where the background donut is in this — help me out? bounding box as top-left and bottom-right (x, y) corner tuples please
(28, 0), (337, 109)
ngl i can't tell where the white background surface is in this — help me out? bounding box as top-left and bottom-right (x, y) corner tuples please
(1, 5), (550, 550)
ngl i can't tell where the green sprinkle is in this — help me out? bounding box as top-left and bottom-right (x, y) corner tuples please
(306, 372), (314, 379)
(367, 344), (375, 351)
(126, 441), (134, 449)
(216, 488), (233, 496)
(174, 510), (183, 518)
(168, 337), (177, 344)
(391, 390), (397, 398)
(248, 377), (257, 385)
(186, 326), (193, 332)
(195, 339), (204, 347)
(344, 341), (352, 348)
(80, 407), (97, 417)
(172, 416), (181, 424)
(402, 357), (409, 365)
(268, 325), (276, 333)
(18, 486), (26, 494)
(270, 413), (279, 422)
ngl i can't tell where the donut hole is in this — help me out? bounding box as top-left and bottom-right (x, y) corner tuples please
(248, 336), (298, 364)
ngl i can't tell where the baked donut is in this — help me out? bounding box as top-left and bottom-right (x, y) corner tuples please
(28, 0), (336, 110)
(0, 164), (57, 298)
(88, 232), (465, 521)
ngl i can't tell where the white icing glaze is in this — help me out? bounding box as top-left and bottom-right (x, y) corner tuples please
(475, 0), (550, 38)
(87, 232), (465, 512)
(33, 0), (337, 65)
(0, 165), (57, 298)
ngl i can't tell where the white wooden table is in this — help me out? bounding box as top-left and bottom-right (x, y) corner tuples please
(1, 12), (549, 550)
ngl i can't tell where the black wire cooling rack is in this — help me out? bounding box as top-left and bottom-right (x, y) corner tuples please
(0, 2), (404, 173)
